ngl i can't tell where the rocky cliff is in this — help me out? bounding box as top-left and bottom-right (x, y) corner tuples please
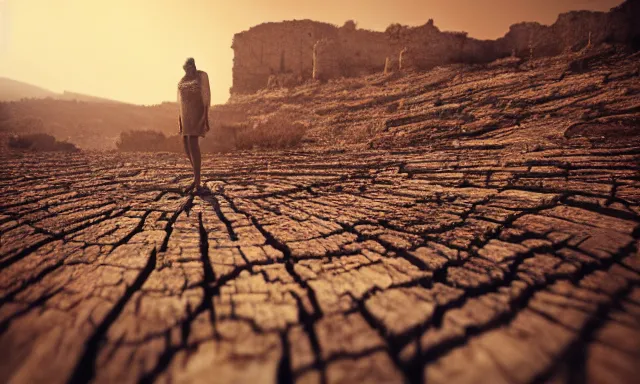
(230, 0), (639, 94)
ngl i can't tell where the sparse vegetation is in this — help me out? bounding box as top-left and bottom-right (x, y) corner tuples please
(1, 99), (256, 151)
(0, 99), (179, 150)
(115, 129), (237, 153)
(116, 130), (177, 152)
(235, 111), (308, 150)
(8, 133), (79, 152)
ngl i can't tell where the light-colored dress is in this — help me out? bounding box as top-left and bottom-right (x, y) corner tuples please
(178, 70), (211, 137)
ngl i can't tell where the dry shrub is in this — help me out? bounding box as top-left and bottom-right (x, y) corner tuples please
(116, 129), (236, 153)
(342, 79), (366, 91)
(116, 130), (176, 152)
(8, 133), (79, 151)
(236, 111), (308, 150)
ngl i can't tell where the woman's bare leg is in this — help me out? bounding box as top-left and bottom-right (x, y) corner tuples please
(188, 136), (202, 187)
(182, 136), (196, 192)
(182, 136), (193, 167)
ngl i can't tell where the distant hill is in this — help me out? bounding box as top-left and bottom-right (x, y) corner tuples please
(0, 98), (178, 150)
(0, 77), (58, 101)
(58, 91), (125, 104)
(0, 77), (126, 104)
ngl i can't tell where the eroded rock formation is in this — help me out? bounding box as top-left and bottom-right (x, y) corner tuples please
(230, 0), (639, 93)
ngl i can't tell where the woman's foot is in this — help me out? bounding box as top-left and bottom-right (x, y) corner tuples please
(183, 181), (196, 194)
(193, 185), (209, 196)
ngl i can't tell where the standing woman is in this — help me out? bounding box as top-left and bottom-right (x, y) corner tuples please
(178, 57), (211, 193)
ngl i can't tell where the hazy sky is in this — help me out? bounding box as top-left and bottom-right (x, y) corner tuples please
(0, 0), (623, 105)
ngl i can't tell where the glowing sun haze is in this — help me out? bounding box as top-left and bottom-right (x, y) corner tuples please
(0, 0), (623, 105)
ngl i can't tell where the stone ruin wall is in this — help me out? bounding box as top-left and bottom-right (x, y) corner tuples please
(498, 0), (639, 59)
(230, 20), (487, 93)
(230, 20), (337, 94)
(230, 0), (639, 94)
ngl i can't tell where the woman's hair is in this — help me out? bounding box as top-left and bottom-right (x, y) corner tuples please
(185, 57), (196, 67)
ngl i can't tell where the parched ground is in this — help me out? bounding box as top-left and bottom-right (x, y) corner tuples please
(1, 144), (639, 384)
(1, 49), (640, 383)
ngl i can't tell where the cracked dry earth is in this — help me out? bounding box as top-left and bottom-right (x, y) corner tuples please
(1, 142), (640, 384)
